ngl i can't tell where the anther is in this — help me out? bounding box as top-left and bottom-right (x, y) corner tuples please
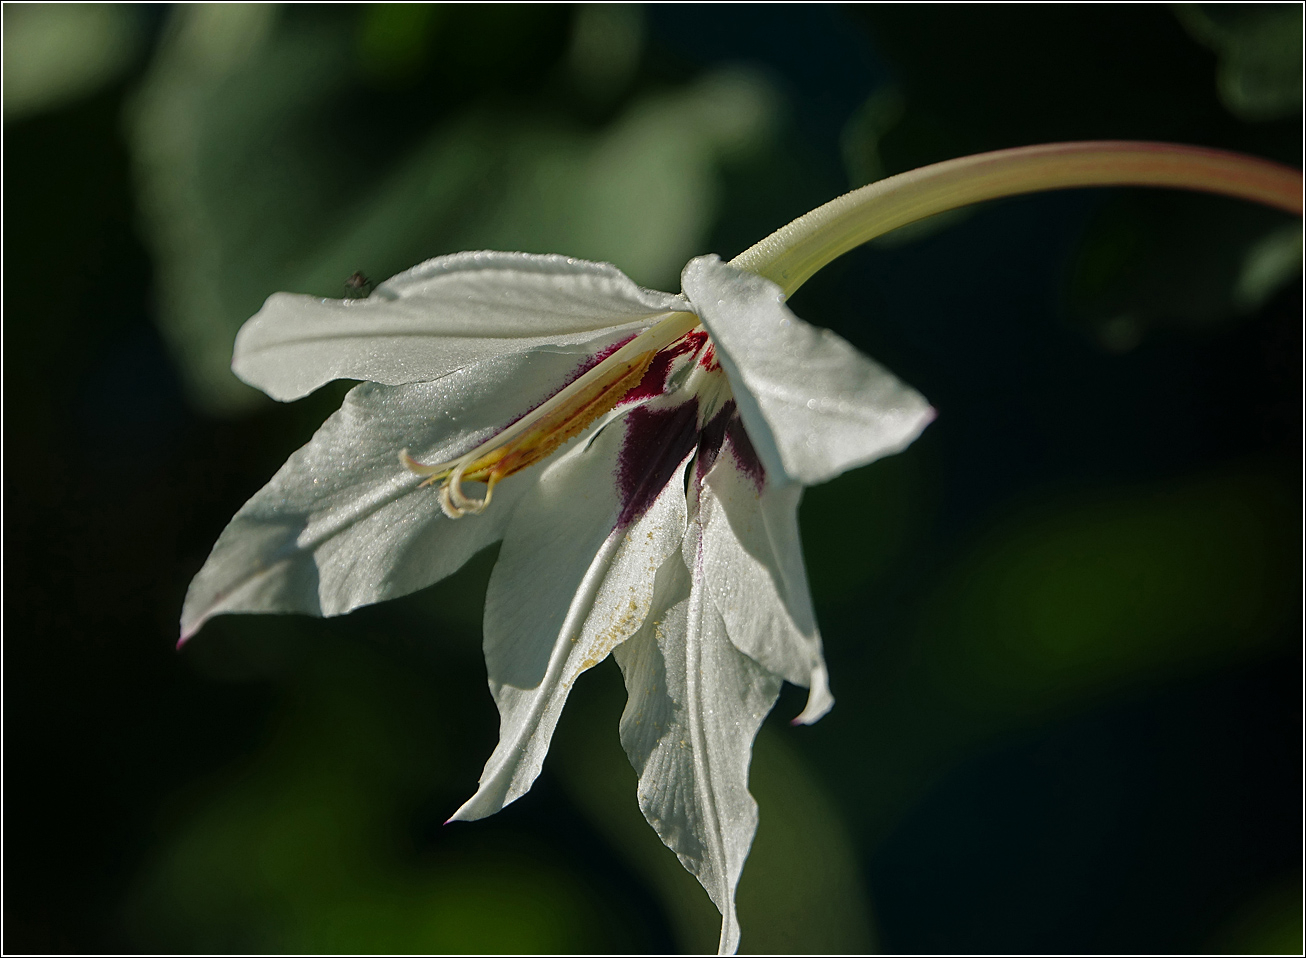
(400, 448), (451, 487)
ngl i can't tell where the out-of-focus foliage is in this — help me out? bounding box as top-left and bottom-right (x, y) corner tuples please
(566, 3), (644, 103)
(839, 5), (1303, 349)
(1067, 4), (1303, 348)
(1177, 3), (1304, 122)
(1207, 879), (1305, 954)
(798, 464), (1297, 856)
(2, 3), (143, 122)
(1066, 194), (1301, 352)
(922, 468), (1293, 709)
(5, 5), (1300, 955)
(840, 87), (972, 248)
(128, 5), (775, 413)
(123, 631), (634, 954)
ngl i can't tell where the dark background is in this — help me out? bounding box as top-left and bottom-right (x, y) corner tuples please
(5, 4), (1301, 953)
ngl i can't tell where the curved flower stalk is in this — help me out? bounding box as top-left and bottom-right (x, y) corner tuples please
(182, 142), (1301, 954)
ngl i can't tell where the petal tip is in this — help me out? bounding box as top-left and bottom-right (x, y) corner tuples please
(177, 618), (203, 650)
(790, 697), (833, 726)
(447, 792), (494, 823)
(791, 665), (834, 725)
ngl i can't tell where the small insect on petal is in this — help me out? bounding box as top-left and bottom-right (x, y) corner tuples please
(343, 270), (373, 298)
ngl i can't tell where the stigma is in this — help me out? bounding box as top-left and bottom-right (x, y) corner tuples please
(402, 311), (717, 519)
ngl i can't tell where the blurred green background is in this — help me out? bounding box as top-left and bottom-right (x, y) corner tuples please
(4, 4), (1301, 953)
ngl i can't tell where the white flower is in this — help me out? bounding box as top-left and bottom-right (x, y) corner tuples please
(181, 249), (933, 954)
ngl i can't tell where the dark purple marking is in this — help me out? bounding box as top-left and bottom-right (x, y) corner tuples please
(621, 329), (709, 404)
(585, 333), (639, 369)
(725, 414), (765, 491)
(616, 400), (700, 528)
(693, 400), (734, 484)
(516, 333), (639, 423)
(689, 401), (765, 496)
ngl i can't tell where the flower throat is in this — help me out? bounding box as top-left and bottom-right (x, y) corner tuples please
(402, 311), (706, 518)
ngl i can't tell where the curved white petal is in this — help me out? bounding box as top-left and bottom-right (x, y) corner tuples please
(700, 443), (833, 725)
(180, 349), (587, 641)
(614, 542), (782, 956)
(234, 251), (689, 401)
(450, 414), (693, 822)
(682, 255), (935, 486)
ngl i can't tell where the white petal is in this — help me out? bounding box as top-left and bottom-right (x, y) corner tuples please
(682, 255), (935, 486)
(234, 251), (689, 401)
(180, 349), (586, 641)
(614, 544), (782, 956)
(449, 412), (693, 822)
(700, 443), (833, 724)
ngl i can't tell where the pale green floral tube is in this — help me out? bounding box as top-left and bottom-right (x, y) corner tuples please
(732, 140), (1303, 296)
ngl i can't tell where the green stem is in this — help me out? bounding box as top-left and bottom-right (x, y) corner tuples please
(730, 141), (1303, 296)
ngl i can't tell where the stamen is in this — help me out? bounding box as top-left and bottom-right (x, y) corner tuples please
(399, 448), (452, 487)
(437, 482), (459, 519)
(437, 463), (495, 519)
(445, 462), (496, 516)
(403, 311), (704, 518)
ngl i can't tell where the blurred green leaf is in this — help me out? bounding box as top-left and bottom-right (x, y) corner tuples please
(840, 87), (904, 188)
(3, 3), (143, 123)
(1177, 3), (1303, 122)
(124, 635), (628, 953)
(1065, 192), (1300, 351)
(567, 3), (644, 103)
(801, 443), (930, 605)
(127, 6), (775, 415)
(921, 468), (1294, 709)
(818, 464), (1296, 854)
(1205, 878), (1304, 955)
(1234, 224), (1304, 311)
(839, 86), (972, 247)
(356, 4), (443, 87)
(301, 67), (775, 296)
(125, 4), (340, 414)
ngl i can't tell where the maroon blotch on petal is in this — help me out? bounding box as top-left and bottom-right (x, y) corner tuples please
(586, 333), (639, 368)
(622, 330), (709, 404)
(725, 414), (765, 491)
(693, 400), (735, 484)
(616, 401), (700, 527)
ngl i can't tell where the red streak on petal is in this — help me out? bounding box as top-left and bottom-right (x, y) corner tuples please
(622, 329), (711, 403)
